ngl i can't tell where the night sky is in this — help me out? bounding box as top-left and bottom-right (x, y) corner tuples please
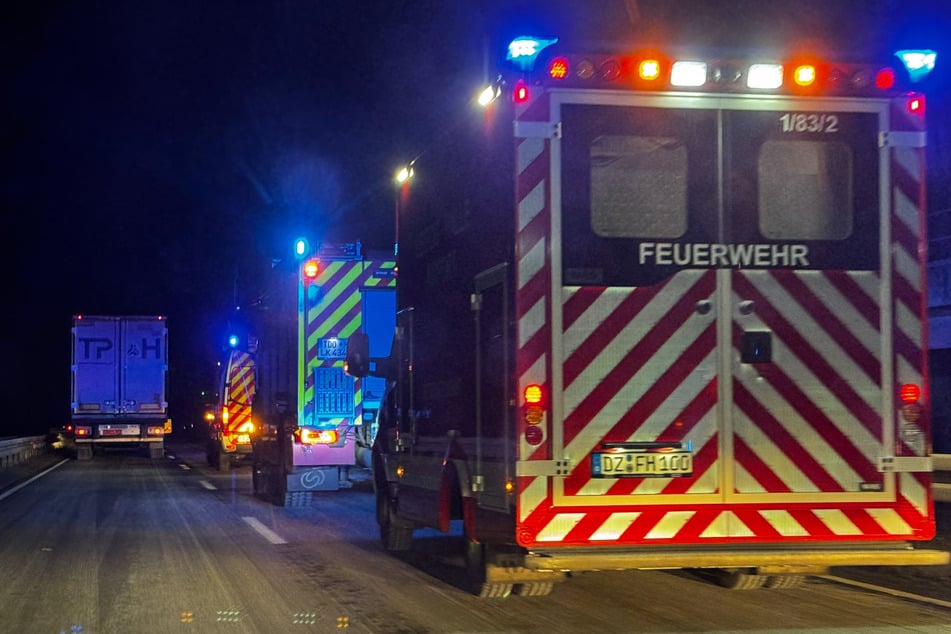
(3, 1), (949, 436)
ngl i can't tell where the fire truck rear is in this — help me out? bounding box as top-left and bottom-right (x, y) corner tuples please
(251, 242), (396, 506)
(349, 40), (948, 596)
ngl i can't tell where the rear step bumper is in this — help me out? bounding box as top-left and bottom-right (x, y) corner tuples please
(522, 544), (950, 574)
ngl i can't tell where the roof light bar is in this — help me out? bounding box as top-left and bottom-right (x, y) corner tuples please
(638, 59), (661, 81)
(670, 61), (707, 87)
(793, 65), (817, 87)
(747, 63), (784, 89)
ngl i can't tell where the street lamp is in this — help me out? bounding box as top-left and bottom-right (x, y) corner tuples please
(394, 163), (415, 259)
(395, 165), (414, 185)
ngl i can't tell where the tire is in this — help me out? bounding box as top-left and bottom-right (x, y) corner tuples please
(719, 570), (767, 590)
(463, 519), (512, 598)
(149, 445), (164, 460)
(217, 450), (230, 472)
(77, 445), (93, 461)
(284, 491), (312, 507)
(252, 464), (264, 497)
(377, 488), (413, 551)
(272, 471), (287, 506)
(513, 582), (554, 597)
(764, 575), (806, 589)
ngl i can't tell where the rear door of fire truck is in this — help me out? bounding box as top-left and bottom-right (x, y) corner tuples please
(516, 85), (934, 551)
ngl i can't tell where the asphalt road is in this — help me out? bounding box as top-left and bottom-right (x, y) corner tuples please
(0, 443), (949, 633)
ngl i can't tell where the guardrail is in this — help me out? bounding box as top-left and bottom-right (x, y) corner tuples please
(0, 436), (49, 469)
(934, 454), (951, 503)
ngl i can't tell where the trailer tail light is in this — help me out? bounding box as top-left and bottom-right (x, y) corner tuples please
(295, 428), (339, 445)
(147, 426), (165, 436)
(221, 407), (230, 424)
(75, 426), (91, 437)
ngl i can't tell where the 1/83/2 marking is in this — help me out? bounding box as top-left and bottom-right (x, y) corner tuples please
(779, 112), (839, 133)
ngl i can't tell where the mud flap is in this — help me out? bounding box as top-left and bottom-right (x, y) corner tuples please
(287, 467), (339, 492)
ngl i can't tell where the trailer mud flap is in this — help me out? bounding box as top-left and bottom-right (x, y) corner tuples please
(287, 467), (339, 492)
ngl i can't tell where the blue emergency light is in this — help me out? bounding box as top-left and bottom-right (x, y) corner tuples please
(228, 334), (239, 348)
(507, 36), (558, 72)
(293, 237), (310, 259)
(896, 49), (937, 82)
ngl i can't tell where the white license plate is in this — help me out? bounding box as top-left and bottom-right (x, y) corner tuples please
(101, 425), (140, 436)
(591, 450), (693, 478)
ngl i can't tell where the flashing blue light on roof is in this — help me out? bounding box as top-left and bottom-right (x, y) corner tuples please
(896, 49), (937, 83)
(228, 335), (239, 348)
(293, 237), (310, 259)
(506, 36), (558, 72)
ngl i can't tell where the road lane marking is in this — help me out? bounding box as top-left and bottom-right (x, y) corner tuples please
(0, 459), (70, 502)
(242, 516), (287, 545)
(166, 454), (176, 460)
(822, 575), (951, 610)
(178, 463), (192, 471)
(198, 480), (216, 490)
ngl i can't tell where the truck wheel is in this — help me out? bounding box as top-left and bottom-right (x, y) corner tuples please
(717, 569), (767, 590)
(217, 451), (230, 472)
(252, 464), (265, 498)
(463, 530), (513, 598)
(377, 488), (413, 551)
(77, 446), (93, 461)
(764, 575), (805, 589)
(272, 470), (286, 506)
(149, 445), (164, 460)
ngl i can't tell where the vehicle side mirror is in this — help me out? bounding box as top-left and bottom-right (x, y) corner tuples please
(345, 333), (370, 378)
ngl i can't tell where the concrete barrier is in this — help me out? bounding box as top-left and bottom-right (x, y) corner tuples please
(0, 437), (48, 469)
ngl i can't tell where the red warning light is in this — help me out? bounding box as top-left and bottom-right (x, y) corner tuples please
(514, 80), (530, 103)
(907, 95), (925, 115)
(900, 384), (921, 403)
(875, 67), (896, 90)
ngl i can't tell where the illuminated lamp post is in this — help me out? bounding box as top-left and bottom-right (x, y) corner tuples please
(394, 163), (414, 262)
